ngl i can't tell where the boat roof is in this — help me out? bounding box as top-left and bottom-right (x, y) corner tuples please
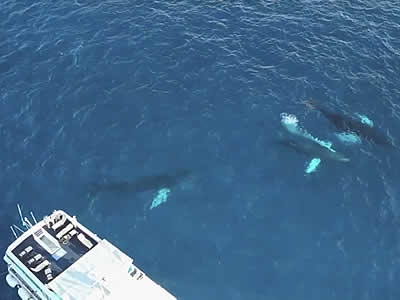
(48, 239), (176, 300)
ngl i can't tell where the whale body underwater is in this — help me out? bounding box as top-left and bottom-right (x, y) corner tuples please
(279, 113), (350, 174)
(278, 138), (350, 162)
(306, 101), (391, 146)
(89, 169), (191, 194)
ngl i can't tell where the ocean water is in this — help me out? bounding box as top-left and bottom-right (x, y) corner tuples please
(1, 0), (400, 299)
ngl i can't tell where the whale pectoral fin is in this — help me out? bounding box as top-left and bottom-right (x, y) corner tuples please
(305, 158), (322, 174)
(355, 113), (374, 127)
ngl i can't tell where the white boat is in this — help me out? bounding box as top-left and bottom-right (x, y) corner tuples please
(3, 205), (177, 300)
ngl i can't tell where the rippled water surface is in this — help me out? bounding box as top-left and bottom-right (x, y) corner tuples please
(1, 0), (400, 299)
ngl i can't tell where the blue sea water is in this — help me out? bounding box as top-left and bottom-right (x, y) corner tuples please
(1, 0), (400, 299)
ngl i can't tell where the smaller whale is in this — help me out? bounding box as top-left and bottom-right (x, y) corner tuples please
(305, 100), (391, 146)
(278, 138), (350, 162)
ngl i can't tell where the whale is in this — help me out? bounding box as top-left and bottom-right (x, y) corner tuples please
(278, 138), (350, 162)
(280, 112), (349, 173)
(305, 100), (391, 146)
(88, 169), (192, 196)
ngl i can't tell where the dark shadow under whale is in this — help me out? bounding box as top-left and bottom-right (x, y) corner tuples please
(305, 100), (391, 146)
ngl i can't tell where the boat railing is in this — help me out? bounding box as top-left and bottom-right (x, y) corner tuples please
(10, 204), (38, 239)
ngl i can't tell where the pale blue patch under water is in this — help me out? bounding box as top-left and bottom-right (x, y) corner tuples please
(305, 158), (322, 174)
(355, 113), (374, 127)
(335, 132), (362, 145)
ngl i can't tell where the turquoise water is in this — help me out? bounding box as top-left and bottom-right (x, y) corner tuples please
(1, 1), (400, 299)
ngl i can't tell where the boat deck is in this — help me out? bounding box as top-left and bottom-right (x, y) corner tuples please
(11, 218), (98, 284)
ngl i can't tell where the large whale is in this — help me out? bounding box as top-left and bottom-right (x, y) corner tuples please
(305, 100), (391, 146)
(89, 169), (192, 196)
(65, 169), (192, 217)
(280, 113), (349, 173)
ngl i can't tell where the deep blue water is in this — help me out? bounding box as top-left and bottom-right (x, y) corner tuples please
(1, 0), (400, 299)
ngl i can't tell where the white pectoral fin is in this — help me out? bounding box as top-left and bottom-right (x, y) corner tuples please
(305, 158), (322, 174)
(355, 113), (374, 127)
